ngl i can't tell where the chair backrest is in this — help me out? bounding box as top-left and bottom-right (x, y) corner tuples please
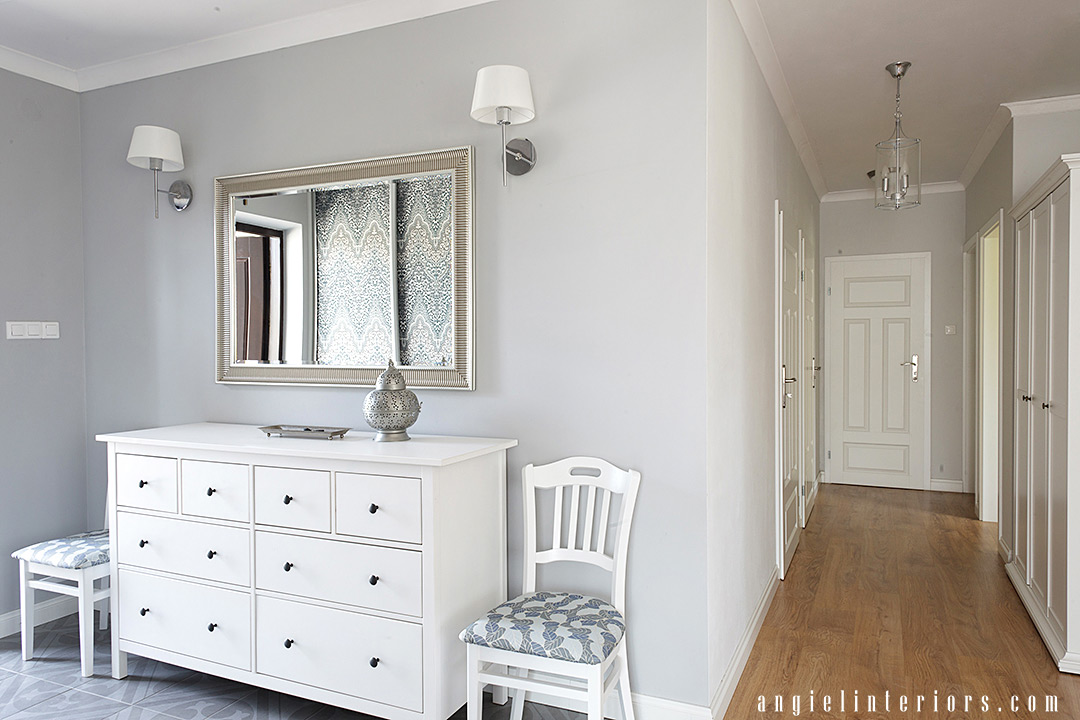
(522, 456), (641, 614)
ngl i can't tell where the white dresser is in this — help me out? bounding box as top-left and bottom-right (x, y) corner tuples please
(97, 423), (516, 719)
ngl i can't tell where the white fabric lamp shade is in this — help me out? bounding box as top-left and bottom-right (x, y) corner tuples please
(127, 125), (184, 172)
(470, 65), (535, 125)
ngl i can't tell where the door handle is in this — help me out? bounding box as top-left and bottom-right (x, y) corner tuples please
(900, 353), (919, 382)
(781, 364), (796, 409)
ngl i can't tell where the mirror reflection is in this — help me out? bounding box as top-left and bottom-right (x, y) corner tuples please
(214, 146), (473, 389)
(233, 174), (454, 368)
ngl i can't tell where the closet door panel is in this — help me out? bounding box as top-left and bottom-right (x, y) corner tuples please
(1031, 198), (1051, 605)
(1049, 180), (1071, 633)
(1015, 212), (1032, 582)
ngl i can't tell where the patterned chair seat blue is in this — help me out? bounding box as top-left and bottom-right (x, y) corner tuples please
(459, 590), (625, 665)
(11, 530), (110, 570)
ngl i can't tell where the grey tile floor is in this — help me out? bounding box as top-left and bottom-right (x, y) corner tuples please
(0, 616), (578, 720)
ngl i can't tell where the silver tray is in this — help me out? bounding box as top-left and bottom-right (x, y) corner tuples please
(259, 425), (350, 440)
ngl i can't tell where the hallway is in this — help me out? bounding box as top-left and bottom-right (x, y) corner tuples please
(725, 485), (1080, 718)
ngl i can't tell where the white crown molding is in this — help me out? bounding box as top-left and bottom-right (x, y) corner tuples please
(0, 45), (78, 91)
(821, 181), (965, 204)
(1, 0), (500, 92)
(1003, 93), (1080, 117)
(728, 0), (829, 199)
(958, 105), (1012, 188)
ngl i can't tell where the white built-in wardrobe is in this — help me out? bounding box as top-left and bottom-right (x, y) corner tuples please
(1005, 153), (1080, 672)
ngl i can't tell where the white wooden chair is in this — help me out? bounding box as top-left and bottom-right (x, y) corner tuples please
(460, 456), (641, 720)
(11, 527), (111, 677)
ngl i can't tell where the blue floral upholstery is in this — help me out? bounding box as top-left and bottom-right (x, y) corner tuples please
(11, 530), (110, 570)
(459, 591), (625, 665)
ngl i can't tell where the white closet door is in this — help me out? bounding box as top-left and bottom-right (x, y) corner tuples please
(1049, 179), (1070, 635)
(1030, 197), (1051, 606)
(1015, 212), (1032, 583)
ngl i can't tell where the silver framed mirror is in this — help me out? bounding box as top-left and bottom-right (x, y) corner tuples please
(214, 146), (473, 389)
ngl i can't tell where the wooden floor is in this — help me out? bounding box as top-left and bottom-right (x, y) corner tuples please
(724, 485), (1080, 719)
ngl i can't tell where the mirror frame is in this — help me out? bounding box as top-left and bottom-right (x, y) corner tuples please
(214, 146), (474, 389)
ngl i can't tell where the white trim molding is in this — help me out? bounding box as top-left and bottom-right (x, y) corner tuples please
(929, 478), (965, 494)
(0, 0), (500, 92)
(710, 568), (780, 720)
(728, 0), (828, 199)
(521, 684), (712, 720)
(0, 595), (78, 640)
(1002, 93), (1080, 118)
(821, 181), (965, 204)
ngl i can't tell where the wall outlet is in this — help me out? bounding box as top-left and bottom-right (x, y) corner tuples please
(945, 325), (957, 335)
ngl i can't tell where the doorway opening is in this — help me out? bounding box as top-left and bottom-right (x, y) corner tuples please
(964, 210), (1003, 521)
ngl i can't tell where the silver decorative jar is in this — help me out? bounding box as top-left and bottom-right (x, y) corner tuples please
(363, 360), (422, 442)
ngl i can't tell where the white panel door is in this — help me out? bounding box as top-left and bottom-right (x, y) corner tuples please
(826, 254), (929, 490)
(777, 206), (801, 575)
(800, 230), (818, 524)
(1030, 196), (1051, 606)
(1048, 180), (1070, 634)
(1014, 212), (1032, 582)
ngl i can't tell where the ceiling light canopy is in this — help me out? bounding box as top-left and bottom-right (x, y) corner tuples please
(875, 61), (921, 210)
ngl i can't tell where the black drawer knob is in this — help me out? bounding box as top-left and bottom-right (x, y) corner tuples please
(284, 638), (294, 649)
(207, 487), (216, 496)
(369, 575), (379, 586)
(283, 562), (294, 572)
(207, 623), (218, 632)
(283, 495), (293, 505)
(207, 550), (217, 559)
(369, 503), (379, 514)
(139, 539), (149, 548)
(138, 480), (149, 488)
(370, 657), (380, 668)
(139, 607), (150, 616)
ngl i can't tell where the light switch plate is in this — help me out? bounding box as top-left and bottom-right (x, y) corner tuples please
(7, 321), (60, 340)
(945, 325), (957, 335)
(6, 322), (27, 339)
(42, 322), (60, 339)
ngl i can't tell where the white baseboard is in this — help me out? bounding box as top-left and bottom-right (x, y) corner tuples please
(929, 477), (965, 493)
(709, 567), (780, 720)
(998, 537), (1012, 564)
(515, 684), (710, 720)
(1004, 561), (1065, 666)
(0, 596), (78, 640)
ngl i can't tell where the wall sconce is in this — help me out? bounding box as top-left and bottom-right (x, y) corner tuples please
(470, 65), (536, 186)
(126, 125), (192, 219)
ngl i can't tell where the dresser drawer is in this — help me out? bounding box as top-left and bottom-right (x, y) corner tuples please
(116, 512), (250, 586)
(181, 460), (249, 522)
(255, 531), (422, 617)
(119, 569), (251, 670)
(254, 467), (330, 532)
(337, 473), (422, 544)
(256, 595), (422, 711)
(116, 454), (178, 513)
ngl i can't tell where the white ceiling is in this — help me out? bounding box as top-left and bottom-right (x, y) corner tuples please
(744, 0), (1080, 195)
(0, 0), (497, 91)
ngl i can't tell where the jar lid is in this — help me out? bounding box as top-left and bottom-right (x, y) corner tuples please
(375, 359), (407, 390)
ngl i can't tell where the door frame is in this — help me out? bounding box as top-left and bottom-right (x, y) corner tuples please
(822, 251), (933, 490)
(964, 210), (1004, 520)
(774, 201), (785, 578)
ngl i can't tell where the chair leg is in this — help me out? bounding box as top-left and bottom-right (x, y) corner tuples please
(19, 561), (34, 661)
(509, 667), (527, 720)
(97, 578), (109, 631)
(466, 646), (482, 720)
(618, 649), (635, 720)
(492, 667), (509, 705)
(77, 574), (95, 677)
(586, 664), (604, 720)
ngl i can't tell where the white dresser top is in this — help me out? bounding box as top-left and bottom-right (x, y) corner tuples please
(97, 422), (517, 467)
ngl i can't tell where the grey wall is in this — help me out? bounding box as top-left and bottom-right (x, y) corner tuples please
(0, 69), (88, 613)
(1012, 110), (1080, 203)
(79, 0), (710, 705)
(820, 191), (966, 484)
(704, 0), (820, 700)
